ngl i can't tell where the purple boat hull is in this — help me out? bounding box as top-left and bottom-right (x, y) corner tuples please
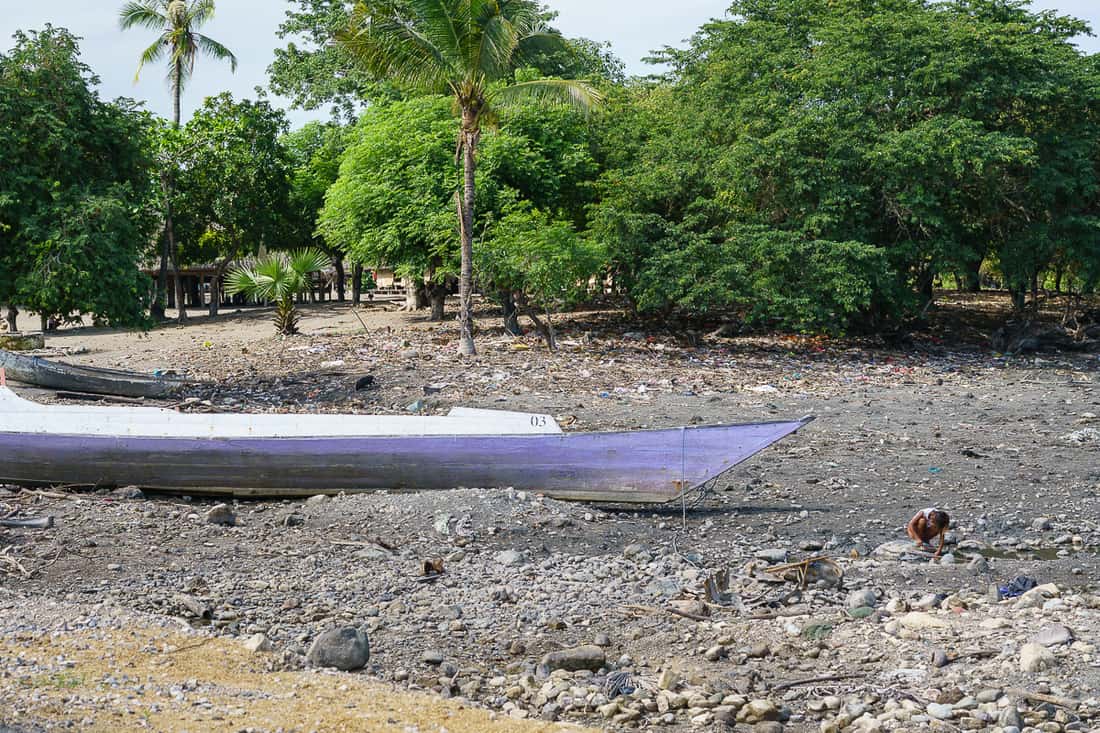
(0, 419), (810, 503)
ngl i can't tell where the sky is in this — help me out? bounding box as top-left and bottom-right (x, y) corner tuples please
(2, 1), (1098, 129)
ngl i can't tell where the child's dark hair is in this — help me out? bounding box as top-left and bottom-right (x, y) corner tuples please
(930, 510), (950, 528)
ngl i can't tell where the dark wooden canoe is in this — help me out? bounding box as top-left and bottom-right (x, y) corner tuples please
(0, 349), (190, 398)
(0, 387), (812, 503)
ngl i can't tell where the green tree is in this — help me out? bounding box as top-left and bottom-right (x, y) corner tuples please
(318, 96), (458, 319)
(283, 121), (351, 298)
(269, 0), (389, 119)
(168, 93), (293, 316)
(592, 0), (1100, 329)
(0, 27), (157, 331)
(225, 248), (332, 334)
(120, 0), (237, 320)
(337, 0), (602, 355)
(477, 203), (605, 349)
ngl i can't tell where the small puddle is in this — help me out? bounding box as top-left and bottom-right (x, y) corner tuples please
(971, 546), (1100, 562)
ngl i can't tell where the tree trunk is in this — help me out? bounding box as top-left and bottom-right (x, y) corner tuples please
(40, 313), (48, 332)
(334, 256), (346, 302)
(501, 290), (521, 336)
(1009, 287), (1026, 314)
(171, 249), (188, 324)
(172, 60), (181, 128)
(163, 198), (187, 324)
(404, 280), (428, 310)
(352, 263), (363, 305)
(516, 293), (556, 350)
(964, 257), (983, 293)
(208, 260), (229, 317)
(917, 266), (935, 306)
(4, 304), (17, 333)
(457, 108), (479, 355)
(430, 283), (446, 322)
(151, 235), (169, 321)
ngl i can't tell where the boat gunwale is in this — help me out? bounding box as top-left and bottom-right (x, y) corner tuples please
(0, 415), (814, 441)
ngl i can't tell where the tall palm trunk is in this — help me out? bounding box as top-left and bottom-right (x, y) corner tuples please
(172, 58), (182, 127)
(457, 107), (478, 355)
(166, 59), (186, 323)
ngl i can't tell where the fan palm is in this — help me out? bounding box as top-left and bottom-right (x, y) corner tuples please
(120, 0), (238, 127)
(225, 249), (332, 335)
(338, 0), (602, 355)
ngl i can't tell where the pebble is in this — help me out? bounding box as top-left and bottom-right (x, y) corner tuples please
(927, 702), (954, 720)
(755, 548), (788, 563)
(1019, 642), (1057, 672)
(421, 649), (445, 665)
(847, 589), (877, 610)
(205, 503), (236, 526)
(899, 612), (950, 630)
(242, 633), (272, 653)
(737, 699), (779, 724)
(494, 549), (526, 566)
(1031, 624), (1074, 647)
(539, 645), (606, 673)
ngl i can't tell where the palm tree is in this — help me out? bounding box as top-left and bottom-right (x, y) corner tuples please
(120, 0), (237, 322)
(338, 0), (602, 355)
(225, 249), (332, 335)
(120, 0), (237, 128)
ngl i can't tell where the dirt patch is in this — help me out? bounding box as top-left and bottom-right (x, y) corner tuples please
(0, 592), (590, 733)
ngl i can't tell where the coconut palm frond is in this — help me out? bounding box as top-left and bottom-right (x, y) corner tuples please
(410, 0), (465, 63)
(194, 33), (238, 72)
(122, 0), (236, 93)
(339, 1), (453, 93)
(473, 12), (522, 81)
(119, 1), (165, 31)
(189, 0), (217, 26)
(489, 78), (604, 113)
(135, 38), (168, 81)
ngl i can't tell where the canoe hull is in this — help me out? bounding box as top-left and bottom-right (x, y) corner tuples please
(0, 349), (188, 398)
(0, 419), (809, 503)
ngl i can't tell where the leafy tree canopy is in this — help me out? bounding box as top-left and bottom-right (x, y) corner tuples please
(317, 96), (458, 284)
(0, 26), (157, 327)
(592, 0), (1100, 326)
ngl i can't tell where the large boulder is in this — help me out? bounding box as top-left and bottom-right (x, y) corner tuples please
(307, 627), (370, 671)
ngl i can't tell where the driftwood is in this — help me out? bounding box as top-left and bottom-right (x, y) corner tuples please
(0, 516), (54, 529)
(930, 647), (998, 668)
(1004, 687), (1081, 710)
(621, 604), (710, 622)
(769, 672), (865, 692)
(0, 349), (190, 398)
(54, 390), (146, 404)
(762, 555), (843, 589)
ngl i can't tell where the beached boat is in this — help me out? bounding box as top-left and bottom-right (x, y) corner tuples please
(0, 385), (812, 503)
(0, 348), (190, 398)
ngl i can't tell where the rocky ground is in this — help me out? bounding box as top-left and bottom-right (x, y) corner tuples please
(3, 294), (1100, 732)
